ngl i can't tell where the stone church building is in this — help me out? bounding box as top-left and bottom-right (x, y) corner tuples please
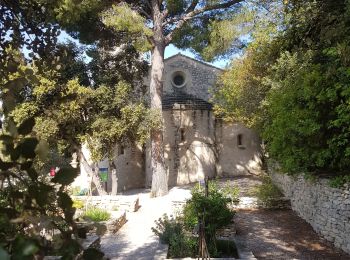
(75, 54), (262, 192)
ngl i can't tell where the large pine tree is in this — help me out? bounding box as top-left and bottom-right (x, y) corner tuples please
(52, 0), (246, 196)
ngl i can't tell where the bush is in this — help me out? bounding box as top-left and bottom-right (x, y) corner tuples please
(329, 175), (350, 188)
(183, 182), (235, 256)
(153, 180), (235, 258)
(220, 181), (240, 205)
(83, 208), (111, 222)
(152, 214), (196, 258)
(152, 214), (181, 244)
(251, 176), (283, 206)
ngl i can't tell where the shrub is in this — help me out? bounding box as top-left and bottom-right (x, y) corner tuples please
(153, 180), (235, 258)
(152, 214), (181, 244)
(152, 214), (196, 258)
(251, 176), (283, 207)
(183, 182), (235, 256)
(83, 208), (111, 222)
(329, 175), (350, 188)
(220, 181), (240, 205)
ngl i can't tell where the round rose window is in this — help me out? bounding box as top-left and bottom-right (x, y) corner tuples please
(171, 71), (187, 88)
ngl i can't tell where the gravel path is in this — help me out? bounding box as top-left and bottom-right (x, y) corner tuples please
(100, 175), (350, 260)
(100, 186), (191, 260)
(235, 209), (350, 260)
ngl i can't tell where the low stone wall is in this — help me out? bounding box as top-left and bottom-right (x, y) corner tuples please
(72, 195), (140, 212)
(270, 171), (350, 254)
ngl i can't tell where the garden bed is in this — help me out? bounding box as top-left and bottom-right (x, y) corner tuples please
(160, 236), (256, 260)
(43, 235), (101, 260)
(76, 210), (127, 234)
(167, 238), (239, 259)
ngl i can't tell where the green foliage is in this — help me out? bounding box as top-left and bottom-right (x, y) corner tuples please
(87, 44), (148, 87)
(88, 81), (160, 162)
(329, 175), (350, 188)
(0, 121), (85, 257)
(83, 207), (111, 222)
(102, 4), (152, 52)
(152, 214), (182, 244)
(166, 0), (186, 15)
(5, 19), (154, 194)
(202, 8), (254, 61)
(212, 3), (282, 127)
(214, 0), (350, 176)
(51, 0), (255, 62)
(72, 200), (85, 209)
(153, 181), (235, 258)
(264, 46), (350, 173)
(183, 182), (235, 256)
(220, 181), (240, 205)
(250, 176), (283, 206)
(152, 214), (197, 258)
(0, 2), (103, 258)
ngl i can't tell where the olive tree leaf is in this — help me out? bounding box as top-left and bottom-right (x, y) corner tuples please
(17, 118), (35, 136)
(51, 167), (79, 186)
(57, 191), (73, 209)
(16, 138), (39, 159)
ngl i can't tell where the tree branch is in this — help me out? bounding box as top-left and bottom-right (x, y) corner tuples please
(185, 0), (199, 13)
(137, 6), (152, 20)
(162, 0), (198, 27)
(164, 0), (242, 45)
(162, 8), (169, 20)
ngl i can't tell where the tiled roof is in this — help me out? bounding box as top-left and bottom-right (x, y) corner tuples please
(162, 92), (212, 110)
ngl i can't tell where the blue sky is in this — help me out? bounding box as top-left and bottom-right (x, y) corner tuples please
(58, 31), (230, 69)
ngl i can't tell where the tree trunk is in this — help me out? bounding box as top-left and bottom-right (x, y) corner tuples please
(78, 149), (107, 196)
(150, 0), (168, 197)
(109, 160), (118, 195)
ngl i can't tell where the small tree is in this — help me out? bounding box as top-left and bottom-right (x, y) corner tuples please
(0, 2), (103, 257)
(88, 82), (159, 195)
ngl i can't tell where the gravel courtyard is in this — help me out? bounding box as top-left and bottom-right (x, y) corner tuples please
(100, 175), (350, 260)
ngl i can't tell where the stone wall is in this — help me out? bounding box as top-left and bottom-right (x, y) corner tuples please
(163, 109), (217, 186)
(144, 54), (263, 188)
(216, 122), (262, 177)
(270, 171), (350, 254)
(75, 144), (144, 193)
(163, 54), (220, 102)
(72, 195), (139, 213)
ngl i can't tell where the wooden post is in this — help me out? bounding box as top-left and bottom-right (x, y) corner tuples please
(198, 177), (210, 259)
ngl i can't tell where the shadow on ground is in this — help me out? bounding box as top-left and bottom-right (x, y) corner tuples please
(235, 209), (350, 260)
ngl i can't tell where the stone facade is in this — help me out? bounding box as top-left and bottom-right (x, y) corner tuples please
(145, 54), (262, 187)
(77, 143), (144, 192)
(270, 170), (350, 254)
(76, 54), (262, 192)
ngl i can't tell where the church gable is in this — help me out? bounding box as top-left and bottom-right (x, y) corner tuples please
(162, 54), (222, 110)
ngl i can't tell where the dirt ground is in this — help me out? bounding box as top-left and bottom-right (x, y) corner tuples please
(235, 209), (350, 260)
